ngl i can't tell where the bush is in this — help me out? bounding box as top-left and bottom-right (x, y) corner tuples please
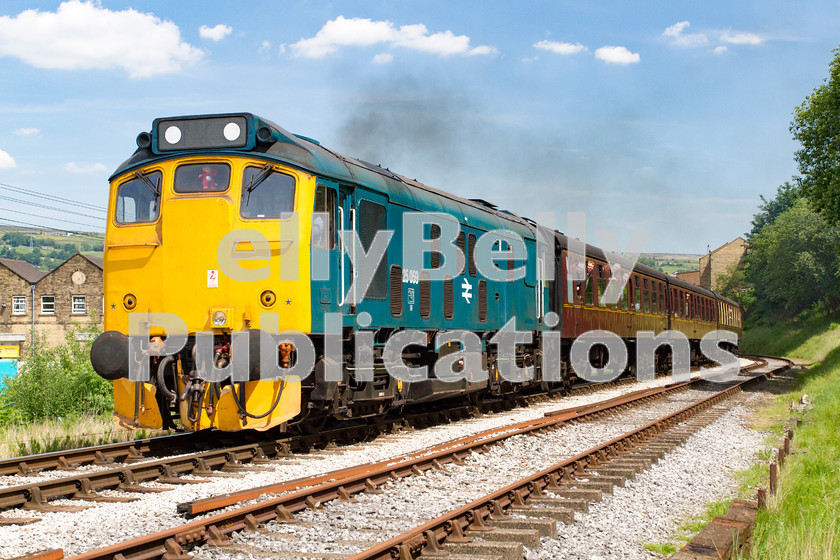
(1, 322), (112, 423)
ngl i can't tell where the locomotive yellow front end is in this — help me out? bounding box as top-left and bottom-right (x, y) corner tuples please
(92, 115), (316, 432)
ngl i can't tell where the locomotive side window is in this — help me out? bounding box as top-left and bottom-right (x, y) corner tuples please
(359, 200), (388, 300)
(643, 278), (650, 314)
(174, 163), (230, 193)
(313, 187), (336, 249)
(240, 165), (296, 219)
(115, 171), (162, 224)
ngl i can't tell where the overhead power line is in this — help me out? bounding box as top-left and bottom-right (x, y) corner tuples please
(0, 216), (104, 236)
(0, 182), (107, 213)
(0, 194), (105, 221)
(0, 208), (104, 230)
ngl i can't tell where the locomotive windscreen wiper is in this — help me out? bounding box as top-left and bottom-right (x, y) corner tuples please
(244, 164), (274, 206)
(134, 170), (161, 211)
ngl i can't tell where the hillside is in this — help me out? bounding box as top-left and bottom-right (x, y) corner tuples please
(0, 226), (104, 271)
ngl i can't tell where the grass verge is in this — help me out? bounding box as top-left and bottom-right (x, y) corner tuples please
(0, 414), (173, 459)
(745, 311), (840, 559)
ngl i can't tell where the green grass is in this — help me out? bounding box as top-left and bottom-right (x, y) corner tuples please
(745, 312), (840, 559)
(642, 500), (732, 555)
(643, 542), (677, 555)
(742, 313), (840, 361)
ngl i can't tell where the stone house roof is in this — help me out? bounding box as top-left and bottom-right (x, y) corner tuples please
(0, 257), (46, 284)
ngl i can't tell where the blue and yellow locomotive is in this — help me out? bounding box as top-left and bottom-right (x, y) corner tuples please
(91, 113), (741, 432)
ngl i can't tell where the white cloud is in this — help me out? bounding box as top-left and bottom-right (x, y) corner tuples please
(291, 16), (496, 58)
(721, 31), (765, 45)
(534, 40), (587, 55)
(714, 45), (728, 55)
(199, 24), (232, 41)
(595, 46), (640, 65)
(0, 1), (203, 78)
(258, 40), (271, 54)
(372, 53), (393, 65)
(0, 150), (16, 169)
(13, 127), (39, 136)
(663, 21), (709, 47)
(64, 162), (108, 174)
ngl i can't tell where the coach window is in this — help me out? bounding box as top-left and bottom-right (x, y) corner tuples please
(240, 166), (296, 219)
(651, 282), (657, 314)
(115, 170), (162, 224)
(585, 260), (595, 306)
(174, 162), (230, 193)
(597, 265), (607, 307)
(312, 187), (336, 249)
(634, 277), (642, 312)
(569, 256), (585, 304)
(659, 285), (666, 315)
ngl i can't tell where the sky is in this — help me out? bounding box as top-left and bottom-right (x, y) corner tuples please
(0, 1), (837, 254)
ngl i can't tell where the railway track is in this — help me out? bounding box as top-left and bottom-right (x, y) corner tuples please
(0, 362), (695, 484)
(1, 355), (788, 560)
(0, 366), (703, 518)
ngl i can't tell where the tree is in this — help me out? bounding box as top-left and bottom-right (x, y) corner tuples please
(748, 181), (801, 239)
(1, 232), (27, 247)
(745, 199), (840, 317)
(792, 47), (840, 223)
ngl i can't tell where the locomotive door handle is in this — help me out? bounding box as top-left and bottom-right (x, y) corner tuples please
(338, 206), (346, 307)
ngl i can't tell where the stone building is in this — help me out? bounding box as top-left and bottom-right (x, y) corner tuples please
(699, 237), (747, 291)
(0, 254), (103, 371)
(0, 258), (45, 372)
(675, 270), (701, 286)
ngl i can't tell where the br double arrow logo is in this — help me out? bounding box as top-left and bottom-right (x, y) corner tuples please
(461, 278), (473, 303)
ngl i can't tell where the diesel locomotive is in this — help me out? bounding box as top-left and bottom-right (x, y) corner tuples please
(90, 113), (742, 432)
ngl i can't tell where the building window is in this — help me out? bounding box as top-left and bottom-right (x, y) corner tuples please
(12, 296), (26, 315)
(72, 296), (86, 315)
(41, 296), (55, 315)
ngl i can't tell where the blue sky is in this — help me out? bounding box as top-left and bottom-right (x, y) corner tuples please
(0, 1), (836, 253)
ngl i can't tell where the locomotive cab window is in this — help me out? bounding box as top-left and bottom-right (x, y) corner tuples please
(174, 163), (230, 193)
(240, 165), (296, 219)
(115, 170), (162, 225)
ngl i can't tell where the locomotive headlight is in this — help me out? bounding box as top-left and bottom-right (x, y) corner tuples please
(223, 122), (241, 141)
(164, 125), (182, 145)
(212, 311), (228, 327)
